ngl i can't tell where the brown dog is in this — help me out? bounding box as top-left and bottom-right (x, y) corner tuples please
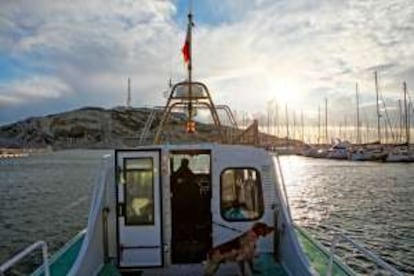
(204, 222), (274, 275)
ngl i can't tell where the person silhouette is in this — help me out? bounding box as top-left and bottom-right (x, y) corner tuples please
(171, 158), (201, 241)
(173, 158), (194, 182)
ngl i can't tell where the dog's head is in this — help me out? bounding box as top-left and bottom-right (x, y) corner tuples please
(251, 222), (274, 237)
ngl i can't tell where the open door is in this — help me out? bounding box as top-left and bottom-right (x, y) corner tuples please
(116, 149), (162, 268)
(169, 150), (212, 263)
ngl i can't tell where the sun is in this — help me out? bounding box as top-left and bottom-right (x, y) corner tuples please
(264, 78), (303, 106)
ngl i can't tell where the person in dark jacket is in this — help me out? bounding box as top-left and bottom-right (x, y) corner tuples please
(171, 158), (201, 240)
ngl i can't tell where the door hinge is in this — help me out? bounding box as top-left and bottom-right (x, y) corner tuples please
(118, 203), (124, 217)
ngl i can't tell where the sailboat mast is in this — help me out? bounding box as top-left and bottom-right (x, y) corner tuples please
(344, 116), (348, 141)
(275, 102), (279, 137)
(325, 97), (328, 144)
(267, 101), (271, 134)
(285, 104), (289, 144)
(403, 81), (408, 145)
(375, 71), (381, 142)
(409, 102), (412, 147)
(398, 99), (403, 143)
(356, 82), (361, 144)
(318, 105), (321, 144)
(301, 110), (304, 143)
(293, 111), (296, 140)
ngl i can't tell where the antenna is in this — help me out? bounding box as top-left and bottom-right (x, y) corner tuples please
(127, 77), (131, 108)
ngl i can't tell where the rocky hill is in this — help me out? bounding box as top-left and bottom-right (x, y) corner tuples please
(0, 106), (301, 150)
(0, 107), (156, 149)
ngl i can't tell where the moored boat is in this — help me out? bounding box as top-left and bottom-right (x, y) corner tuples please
(349, 142), (387, 161)
(386, 144), (414, 162)
(326, 141), (350, 160)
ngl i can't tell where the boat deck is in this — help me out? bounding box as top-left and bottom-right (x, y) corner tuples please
(100, 254), (287, 276)
(33, 228), (357, 276)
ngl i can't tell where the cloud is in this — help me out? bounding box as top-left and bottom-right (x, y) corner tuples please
(0, 0), (413, 126)
(0, 76), (72, 106)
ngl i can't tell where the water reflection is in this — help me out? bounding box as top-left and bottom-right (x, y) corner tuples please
(278, 155), (414, 274)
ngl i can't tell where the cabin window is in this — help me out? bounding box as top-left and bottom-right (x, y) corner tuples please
(220, 168), (264, 221)
(124, 158), (154, 225)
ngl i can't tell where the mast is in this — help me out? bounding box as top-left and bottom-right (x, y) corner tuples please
(375, 71), (381, 142)
(292, 110), (296, 140)
(325, 97), (328, 144)
(344, 116), (348, 141)
(409, 101), (412, 148)
(267, 101), (271, 134)
(318, 105), (321, 144)
(301, 110), (304, 143)
(275, 102), (279, 137)
(285, 104), (289, 145)
(403, 81), (409, 145)
(398, 99), (403, 143)
(356, 82), (361, 144)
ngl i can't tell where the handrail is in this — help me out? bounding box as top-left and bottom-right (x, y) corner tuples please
(0, 241), (50, 276)
(139, 109), (156, 145)
(273, 153), (293, 221)
(324, 226), (403, 276)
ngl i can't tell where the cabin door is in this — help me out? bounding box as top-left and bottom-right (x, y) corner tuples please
(116, 150), (162, 268)
(211, 150), (265, 247)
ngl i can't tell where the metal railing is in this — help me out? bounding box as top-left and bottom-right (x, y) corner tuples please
(325, 226), (403, 276)
(139, 109), (157, 145)
(273, 153), (293, 221)
(0, 241), (50, 276)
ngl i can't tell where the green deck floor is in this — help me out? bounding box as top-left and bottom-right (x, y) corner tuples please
(296, 227), (355, 275)
(32, 231), (85, 276)
(253, 254), (288, 276)
(98, 263), (122, 276)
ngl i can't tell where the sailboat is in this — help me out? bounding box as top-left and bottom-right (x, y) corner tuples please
(0, 11), (403, 276)
(349, 81), (387, 161)
(386, 82), (414, 162)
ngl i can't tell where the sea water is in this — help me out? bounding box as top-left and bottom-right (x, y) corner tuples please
(281, 155), (414, 274)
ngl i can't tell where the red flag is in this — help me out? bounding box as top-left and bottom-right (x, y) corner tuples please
(181, 24), (191, 63)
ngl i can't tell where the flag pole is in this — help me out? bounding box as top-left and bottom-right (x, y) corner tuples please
(187, 8), (193, 121)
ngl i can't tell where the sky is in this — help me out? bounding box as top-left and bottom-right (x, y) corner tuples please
(0, 0), (413, 126)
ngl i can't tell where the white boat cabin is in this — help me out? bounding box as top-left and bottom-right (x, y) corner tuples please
(69, 143), (313, 275)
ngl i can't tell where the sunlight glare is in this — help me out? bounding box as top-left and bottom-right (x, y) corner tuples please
(265, 77), (303, 106)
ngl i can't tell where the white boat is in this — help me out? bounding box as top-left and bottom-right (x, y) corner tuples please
(385, 83), (413, 162)
(302, 146), (328, 158)
(0, 11), (403, 276)
(326, 141), (350, 160)
(386, 144), (414, 162)
(349, 142), (387, 161)
(350, 148), (387, 161)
